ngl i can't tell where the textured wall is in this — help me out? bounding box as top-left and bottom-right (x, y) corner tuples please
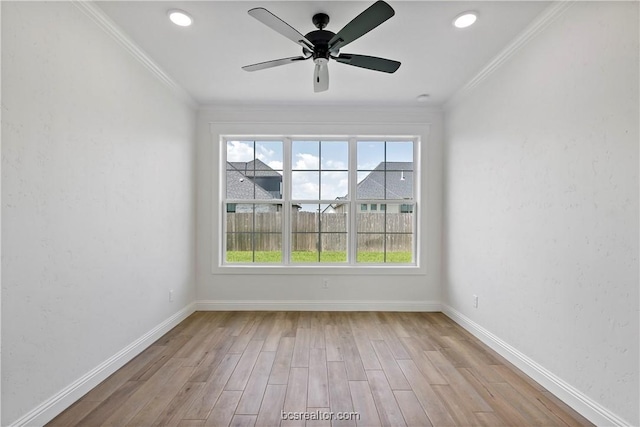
(196, 106), (443, 306)
(2, 2), (196, 424)
(444, 2), (638, 424)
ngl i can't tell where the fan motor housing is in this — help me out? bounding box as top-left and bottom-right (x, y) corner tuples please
(305, 13), (336, 60)
(304, 29), (335, 60)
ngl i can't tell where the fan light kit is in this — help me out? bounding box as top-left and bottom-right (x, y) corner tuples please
(168, 9), (193, 27)
(453, 11), (477, 29)
(242, 0), (401, 93)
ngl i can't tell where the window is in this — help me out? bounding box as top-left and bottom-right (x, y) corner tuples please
(400, 204), (414, 213)
(222, 137), (417, 266)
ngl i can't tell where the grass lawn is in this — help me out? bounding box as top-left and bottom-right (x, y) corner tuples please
(226, 251), (412, 263)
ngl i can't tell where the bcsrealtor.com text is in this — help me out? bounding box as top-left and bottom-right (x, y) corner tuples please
(281, 410), (361, 421)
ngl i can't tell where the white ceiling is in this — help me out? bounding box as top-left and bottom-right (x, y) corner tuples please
(96, 1), (550, 107)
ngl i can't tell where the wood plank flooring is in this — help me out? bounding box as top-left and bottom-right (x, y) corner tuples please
(48, 312), (593, 427)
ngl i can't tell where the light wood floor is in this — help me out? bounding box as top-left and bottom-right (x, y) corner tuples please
(48, 312), (593, 427)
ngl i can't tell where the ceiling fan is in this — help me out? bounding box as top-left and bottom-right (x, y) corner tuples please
(242, 0), (401, 93)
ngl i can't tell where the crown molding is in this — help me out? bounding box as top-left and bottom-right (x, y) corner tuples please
(72, 0), (198, 109)
(444, 1), (576, 110)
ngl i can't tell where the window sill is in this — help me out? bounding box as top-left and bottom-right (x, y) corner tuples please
(212, 264), (426, 276)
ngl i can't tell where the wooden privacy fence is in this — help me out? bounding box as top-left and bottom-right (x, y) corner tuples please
(226, 212), (413, 252)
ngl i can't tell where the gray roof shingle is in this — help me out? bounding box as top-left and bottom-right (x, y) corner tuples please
(228, 159), (281, 178)
(226, 162), (279, 200)
(356, 162), (413, 200)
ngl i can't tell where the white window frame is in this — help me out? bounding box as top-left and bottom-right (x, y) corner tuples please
(219, 135), (420, 270)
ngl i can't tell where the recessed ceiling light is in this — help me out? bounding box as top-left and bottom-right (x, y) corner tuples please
(453, 12), (477, 29)
(168, 9), (193, 27)
(416, 94), (430, 102)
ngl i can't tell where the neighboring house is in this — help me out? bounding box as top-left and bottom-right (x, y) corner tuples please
(229, 159), (282, 199)
(328, 162), (414, 213)
(227, 159), (300, 213)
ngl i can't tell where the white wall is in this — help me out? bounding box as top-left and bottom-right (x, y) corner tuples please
(2, 2), (196, 425)
(444, 2), (638, 425)
(196, 106), (443, 308)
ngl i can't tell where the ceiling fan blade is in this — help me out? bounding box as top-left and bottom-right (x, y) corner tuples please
(242, 56), (309, 72)
(328, 1), (395, 52)
(314, 62), (329, 93)
(248, 8), (314, 50)
(334, 54), (400, 73)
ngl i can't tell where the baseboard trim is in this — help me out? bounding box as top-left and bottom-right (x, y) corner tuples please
(196, 300), (441, 312)
(9, 303), (196, 427)
(441, 304), (632, 427)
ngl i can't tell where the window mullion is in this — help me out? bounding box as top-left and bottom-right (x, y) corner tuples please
(283, 138), (292, 265)
(348, 137), (358, 265)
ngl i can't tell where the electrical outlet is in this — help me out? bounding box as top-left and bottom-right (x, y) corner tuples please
(169, 290), (174, 302)
(322, 278), (329, 289)
(473, 295), (478, 308)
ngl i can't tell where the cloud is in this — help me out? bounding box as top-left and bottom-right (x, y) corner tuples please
(267, 160), (283, 171)
(294, 153), (319, 170)
(256, 144), (275, 162)
(323, 159), (347, 170)
(226, 141), (254, 162)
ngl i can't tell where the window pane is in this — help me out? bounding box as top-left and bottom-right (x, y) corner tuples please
(291, 233), (318, 263)
(384, 204), (413, 233)
(226, 233), (253, 263)
(385, 170), (413, 200)
(292, 171), (319, 199)
(256, 208), (282, 232)
(255, 141), (283, 171)
(225, 204), (282, 263)
(321, 171), (348, 200)
(292, 141), (319, 170)
(386, 234), (412, 263)
(226, 204), (254, 232)
(357, 141), (384, 170)
(321, 210), (347, 233)
(226, 167), (254, 200)
(357, 234), (384, 263)
(357, 209), (384, 233)
(254, 233), (282, 263)
(320, 233), (347, 262)
(227, 141), (284, 201)
(321, 141), (348, 170)
(292, 204), (320, 232)
(227, 140), (255, 163)
(357, 171), (385, 199)
(386, 141), (414, 164)
(225, 234), (282, 263)
(327, 200), (348, 213)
